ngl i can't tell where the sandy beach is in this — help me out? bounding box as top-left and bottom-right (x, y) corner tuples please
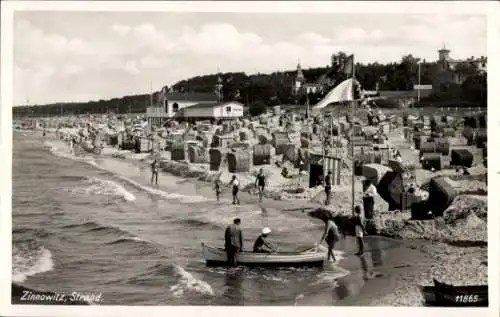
(24, 116), (488, 306)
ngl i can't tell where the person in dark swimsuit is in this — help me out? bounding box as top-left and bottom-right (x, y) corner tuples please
(324, 171), (332, 205)
(151, 159), (159, 185)
(318, 211), (340, 263)
(71, 137), (77, 154)
(213, 178), (222, 201)
(255, 169), (266, 202)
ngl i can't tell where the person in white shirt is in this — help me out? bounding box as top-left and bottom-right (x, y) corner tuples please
(229, 175), (240, 205)
(362, 179), (377, 219)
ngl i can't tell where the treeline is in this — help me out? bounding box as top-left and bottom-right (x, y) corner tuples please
(13, 52), (487, 118)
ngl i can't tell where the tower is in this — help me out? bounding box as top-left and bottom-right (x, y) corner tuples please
(438, 44), (451, 62)
(294, 61), (305, 95)
(215, 72), (223, 104)
(438, 44), (451, 71)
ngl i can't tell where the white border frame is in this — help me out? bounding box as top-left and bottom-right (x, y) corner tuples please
(1, 1), (499, 317)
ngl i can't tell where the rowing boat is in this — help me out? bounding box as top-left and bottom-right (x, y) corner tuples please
(201, 243), (327, 267)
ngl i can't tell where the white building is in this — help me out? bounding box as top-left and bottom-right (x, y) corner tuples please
(179, 101), (244, 122)
(159, 90), (218, 118)
(438, 46), (487, 72)
(146, 87), (219, 126)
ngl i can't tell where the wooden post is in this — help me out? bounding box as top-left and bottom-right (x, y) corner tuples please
(337, 158), (342, 186)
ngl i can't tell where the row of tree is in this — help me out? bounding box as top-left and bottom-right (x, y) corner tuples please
(13, 52), (487, 118)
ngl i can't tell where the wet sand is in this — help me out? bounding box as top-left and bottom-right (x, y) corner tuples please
(36, 131), (488, 306)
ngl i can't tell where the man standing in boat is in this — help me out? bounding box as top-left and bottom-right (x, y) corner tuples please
(225, 218), (243, 267)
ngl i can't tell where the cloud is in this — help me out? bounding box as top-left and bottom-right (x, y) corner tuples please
(61, 64), (85, 77)
(296, 32), (331, 45)
(15, 20), (95, 57)
(13, 14), (486, 105)
(111, 24), (131, 36)
(140, 56), (167, 68)
(124, 60), (140, 75)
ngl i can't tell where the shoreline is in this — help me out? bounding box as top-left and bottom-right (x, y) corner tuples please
(14, 129), (488, 306)
(92, 138), (490, 307)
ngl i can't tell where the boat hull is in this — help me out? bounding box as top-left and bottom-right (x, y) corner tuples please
(419, 280), (488, 307)
(202, 243), (326, 267)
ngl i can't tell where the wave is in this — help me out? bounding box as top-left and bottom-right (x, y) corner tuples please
(128, 263), (214, 297)
(48, 140), (211, 204)
(59, 175), (89, 182)
(42, 141), (54, 149)
(113, 174), (210, 204)
(171, 218), (223, 230)
(12, 241), (54, 283)
(105, 236), (150, 246)
(168, 264), (215, 297)
(72, 176), (136, 202)
(48, 141), (96, 164)
(12, 227), (53, 240)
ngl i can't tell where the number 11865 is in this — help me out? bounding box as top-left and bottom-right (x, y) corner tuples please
(455, 294), (479, 303)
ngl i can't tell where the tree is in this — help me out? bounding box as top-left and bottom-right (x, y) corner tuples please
(453, 62), (479, 79)
(249, 100), (267, 117)
(461, 73), (487, 106)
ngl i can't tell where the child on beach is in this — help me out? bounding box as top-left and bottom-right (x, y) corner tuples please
(151, 159), (159, 185)
(213, 178), (222, 201)
(228, 175), (240, 205)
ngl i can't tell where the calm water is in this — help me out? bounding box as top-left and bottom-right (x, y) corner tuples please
(12, 131), (420, 305)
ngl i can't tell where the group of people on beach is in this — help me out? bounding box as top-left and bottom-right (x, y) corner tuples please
(213, 168), (267, 205)
(223, 205), (367, 267)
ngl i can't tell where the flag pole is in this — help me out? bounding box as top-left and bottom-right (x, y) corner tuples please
(351, 56), (356, 216)
(307, 95), (310, 174)
(331, 109), (334, 157)
(337, 102), (341, 157)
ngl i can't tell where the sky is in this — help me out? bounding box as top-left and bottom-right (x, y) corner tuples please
(13, 11), (486, 105)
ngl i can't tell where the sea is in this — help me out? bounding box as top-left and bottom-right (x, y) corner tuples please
(11, 130), (424, 306)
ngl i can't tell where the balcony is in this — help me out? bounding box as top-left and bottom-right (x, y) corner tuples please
(146, 107), (167, 116)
